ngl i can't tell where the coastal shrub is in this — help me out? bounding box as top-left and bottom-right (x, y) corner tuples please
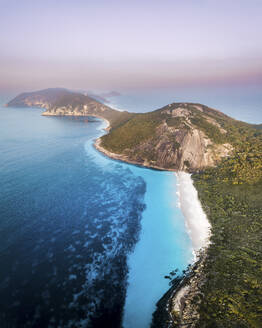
(166, 117), (190, 130)
(190, 114), (227, 144)
(109, 111), (135, 130)
(191, 128), (262, 327)
(101, 112), (164, 152)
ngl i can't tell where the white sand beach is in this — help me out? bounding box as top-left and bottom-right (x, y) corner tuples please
(176, 171), (211, 255)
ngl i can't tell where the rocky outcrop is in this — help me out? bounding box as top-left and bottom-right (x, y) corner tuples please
(121, 122), (232, 171)
(168, 254), (207, 328)
(100, 102), (233, 172)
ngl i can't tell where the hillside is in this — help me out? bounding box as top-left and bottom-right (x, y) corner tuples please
(163, 132), (262, 328)
(100, 102), (244, 172)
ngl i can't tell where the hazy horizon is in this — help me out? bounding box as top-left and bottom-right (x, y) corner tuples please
(1, 0), (262, 93)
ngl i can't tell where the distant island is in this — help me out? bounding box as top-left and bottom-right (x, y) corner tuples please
(7, 88), (262, 327)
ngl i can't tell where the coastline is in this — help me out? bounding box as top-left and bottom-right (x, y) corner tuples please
(94, 118), (211, 327)
(94, 137), (176, 172)
(162, 173), (211, 327)
(41, 115), (174, 173)
(5, 93), (261, 326)
(42, 112), (111, 131)
(94, 119), (211, 254)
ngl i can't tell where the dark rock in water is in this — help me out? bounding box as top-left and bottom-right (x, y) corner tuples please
(151, 277), (182, 328)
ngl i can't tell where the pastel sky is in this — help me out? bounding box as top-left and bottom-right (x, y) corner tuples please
(1, 0), (262, 92)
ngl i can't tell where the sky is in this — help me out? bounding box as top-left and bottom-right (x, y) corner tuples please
(1, 0), (262, 92)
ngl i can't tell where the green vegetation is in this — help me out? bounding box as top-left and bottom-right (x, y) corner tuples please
(166, 117), (190, 130)
(108, 111), (135, 130)
(190, 126), (262, 327)
(101, 102), (232, 156)
(149, 110), (262, 327)
(101, 110), (167, 153)
(101, 102), (262, 178)
(190, 113), (227, 144)
(199, 126), (262, 184)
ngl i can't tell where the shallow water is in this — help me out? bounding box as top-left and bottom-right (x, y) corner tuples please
(122, 169), (192, 328)
(0, 102), (192, 327)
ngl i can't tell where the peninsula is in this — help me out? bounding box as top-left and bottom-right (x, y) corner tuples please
(7, 88), (262, 327)
(7, 88), (235, 172)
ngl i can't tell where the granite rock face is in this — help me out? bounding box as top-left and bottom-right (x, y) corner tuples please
(124, 122), (232, 171)
(108, 103), (233, 172)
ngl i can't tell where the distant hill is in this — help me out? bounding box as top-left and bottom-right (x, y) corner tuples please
(7, 88), (72, 107)
(7, 88), (129, 126)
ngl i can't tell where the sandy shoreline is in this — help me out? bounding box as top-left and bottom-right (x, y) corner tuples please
(176, 172), (211, 255)
(96, 118), (211, 253)
(169, 172), (211, 321)
(95, 117), (211, 251)
(95, 117), (211, 326)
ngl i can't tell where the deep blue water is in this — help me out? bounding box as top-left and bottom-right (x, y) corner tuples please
(0, 102), (192, 327)
(1, 84), (261, 327)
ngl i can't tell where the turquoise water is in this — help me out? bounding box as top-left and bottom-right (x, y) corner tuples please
(122, 169), (192, 328)
(0, 100), (192, 327)
(83, 121), (193, 328)
(1, 86), (261, 327)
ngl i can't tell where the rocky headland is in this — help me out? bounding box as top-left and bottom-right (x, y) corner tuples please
(98, 102), (234, 172)
(8, 88), (235, 172)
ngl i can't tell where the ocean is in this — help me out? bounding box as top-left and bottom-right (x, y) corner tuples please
(105, 85), (262, 124)
(0, 98), (192, 328)
(1, 85), (260, 327)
